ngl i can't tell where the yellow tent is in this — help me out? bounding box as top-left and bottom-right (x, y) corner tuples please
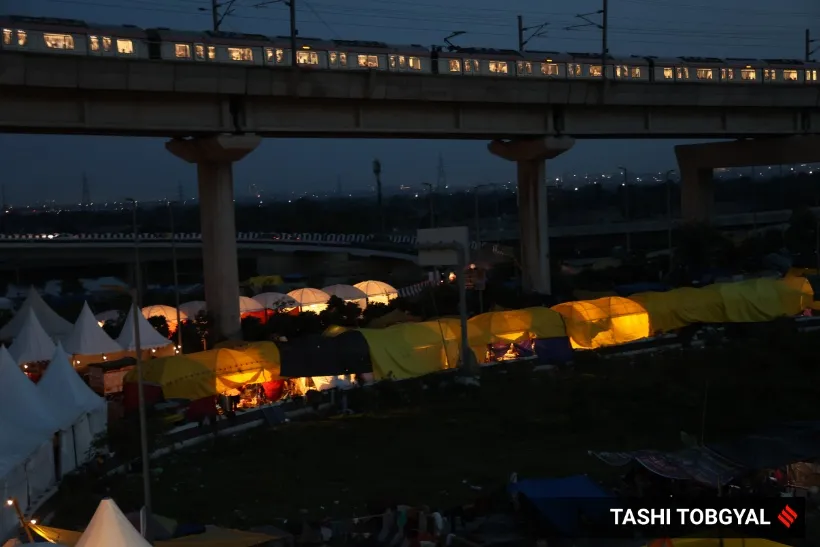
(466, 307), (567, 360)
(360, 319), (461, 380)
(705, 278), (812, 322)
(552, 297), (650, 349)
(123, 342), (282, 400)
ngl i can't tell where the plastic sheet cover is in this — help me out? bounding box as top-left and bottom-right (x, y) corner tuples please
(705, 278), (811, 323)
(551, 297), (649, 349)
(123, 342), (282, 400)
(467, 307), (567, 361)
(359, 320), (461, 380)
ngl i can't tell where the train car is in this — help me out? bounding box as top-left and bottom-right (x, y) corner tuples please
(0, 15), (147, 58)
(437, 47), (520, 77)
(566, 52), (616, 79)
(325, 39), (431, 73)
(721, 58), (766, 83)
(517, 51), (572, 78)
(147, 28), (273, 66)
(761, 59), (812, 84)
(610, 55), (651, 82)
(265, 36), (331, 68)
(807, 61), (820, 83)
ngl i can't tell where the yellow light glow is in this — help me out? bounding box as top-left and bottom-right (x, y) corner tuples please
(29, 519), (36, 525)
(151, 348), (156, 353)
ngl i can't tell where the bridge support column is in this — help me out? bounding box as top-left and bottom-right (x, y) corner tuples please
(166, 135), (261, 341)
(488, 137), (575, 295)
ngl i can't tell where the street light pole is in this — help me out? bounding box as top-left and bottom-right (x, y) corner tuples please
(126, 198), (153, 531)
(169, 201), (182, 351)
(618, 166), (631, 253)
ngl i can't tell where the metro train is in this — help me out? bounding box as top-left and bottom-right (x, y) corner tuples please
(2, 14), (819, 85)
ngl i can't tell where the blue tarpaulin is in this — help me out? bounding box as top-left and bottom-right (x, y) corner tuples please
(508, 475), (613, 536)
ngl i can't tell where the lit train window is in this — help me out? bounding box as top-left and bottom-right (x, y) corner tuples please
(631, 67), (641, 78)
(783, 70), (798, 81)
(208, 46), (215, 60)
(117, 39), (133, 54)
(517, 61), (532, 75)
(357, 54), (378, 68)
(17, 30), (27, 46)
(721, 68), (734, 80)
(696, 68), (713, 80)
(89, 35), (99, 51)
(3, 29), (12, 45)
(588, 65), (602, 77)
(464, 59), (478, 72)
(339, 52), (347, 66)
(102, 36), (111, 52)
(275, 48), (284, 63)
(398, 55), (406, 68)
(389, 54), (397, 69)
(541, 63), (558, 75)
(298, 51), (319, 65)
(676, 67), (688, 79)
(228, 47), (253, 61)
(489, 61), (508, 74)
(195, 44), (205, 60)
(175, 44), (191, 59)
(408, 56), (421, 70)
(329, 51), (337, 65)
(568, 63), (581, 76)
(763, 69), (775, 81)
(44, 33), (74, 50)
(663, 67), (673, 79)
(808, 70), (818, 81)
(740, 69), (756, 80)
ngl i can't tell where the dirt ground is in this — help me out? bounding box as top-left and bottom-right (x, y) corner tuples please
(45, 327), (820, 532)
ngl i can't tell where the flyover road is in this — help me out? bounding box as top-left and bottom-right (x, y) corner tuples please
(0, 53), (818, 138)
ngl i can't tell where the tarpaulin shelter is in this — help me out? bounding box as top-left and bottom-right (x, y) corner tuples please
(123, 342), (282, 401)
(322, 284), (367, 309)
(552, 297), (650, 349)
(704, 278), (813, 323)
(467, 307), (568, 360)
(287, 288), (330, 313)
(0, 286), (73, 340)
(38, 343), (107, 475)
(142, 305), (188, 332)
(238, 296), (266, 322)
(252, 292), (297, 310)
(117, 304), (175, 357)
(631, 286), (727, 333)
(780, 275), (819, 310)
(245, 274), (285, 292)
(508, 475), (613, 537)
(359, 319), (462, 380)
(179, 301), (207, 319)
(9, 308), (56, 365)
(365, 308), (422, 329)
(63, 303), (128, 368)
(279, 330), (371, 378)
(353, 280), (398, 305)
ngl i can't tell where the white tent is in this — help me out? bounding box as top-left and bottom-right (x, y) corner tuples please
(354, 280), (399, 305)
(238, 296), (264, 313)
(0, 287), (72, 340)
(63, 303), (124, 358)
(8, 308), (56, 364)
(179, 300), (207, 318)
(0, 346), (57, 507)
(117, 305), (174, 351)
(287, 288), (330, 313)
(322, 284), (367, 309)
(141, 305), (188, 331)
(94, 310), (121, 325)
(39, 343), (107, 474)
(253, 292), (298, 310)
(76, 498), (151, 547)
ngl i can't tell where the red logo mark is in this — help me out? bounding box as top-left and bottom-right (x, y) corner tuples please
(777, 505), (798, 528)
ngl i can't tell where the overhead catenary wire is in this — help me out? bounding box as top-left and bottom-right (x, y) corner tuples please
(38, 0), (812, 52)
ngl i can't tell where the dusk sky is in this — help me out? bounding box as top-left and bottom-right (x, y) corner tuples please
(1, 0), (816, 203)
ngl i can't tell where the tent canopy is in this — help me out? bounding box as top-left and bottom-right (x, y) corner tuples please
(321, 284), (367, 302)
(9, 307), (56, 364)
(75, 498), (151, 547)
(63, 302), (124, 356)
(117, 304), (174, 351)
(0, 345), (59, 443)
(287, 288), (330, 307)
(353, 280), (398, 303)
(142, 305), (188, 323)
(39, 343), (106, 430)
(0, 286), (73, 340)
(179, 301), (207, 318)
(238, 296), (264, 313)
(552, 296), (650, 349)
(124, 342), (282, 400)
(252, 292), (297, 310)
(360, 319), (461, 380)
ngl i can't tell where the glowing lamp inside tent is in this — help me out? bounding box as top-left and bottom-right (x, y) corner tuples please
(97, 321), (105, 327)
(102, 355), (107, 360)
(151, 348), (156, 353)
(448, 272), (457, 282)
(6, 499), (12, 506)
(30, 519), (36, 525)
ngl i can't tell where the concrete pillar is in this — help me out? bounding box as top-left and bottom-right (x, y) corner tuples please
(488, 136), (575, 295)
(166, 135), (261, 340)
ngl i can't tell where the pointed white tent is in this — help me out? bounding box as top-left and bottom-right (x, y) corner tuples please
(0, 286), (72, 340)
(39, 343), (107, 473)
(117, 304), (174, 351)
(8, 308), (56, 364)
(0, 346), (57, 501)
(76, 498), (151, 547)
(62, 302), (124, 358)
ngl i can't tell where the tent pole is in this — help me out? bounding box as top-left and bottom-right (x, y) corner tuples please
(8, 498), (34, 543)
